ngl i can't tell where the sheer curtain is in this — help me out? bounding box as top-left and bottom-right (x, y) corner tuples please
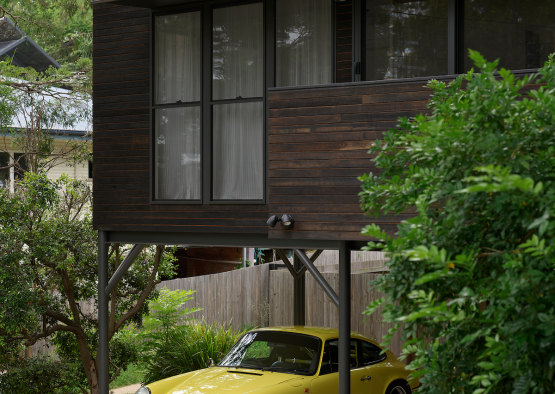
(276, 0), (332, 87)
(212, 3), (264, 100)
(211, 2), (264, 201)
(155, 12), (201, 104)
(212, 102), (263, 200)
(155, 107), (201, 200)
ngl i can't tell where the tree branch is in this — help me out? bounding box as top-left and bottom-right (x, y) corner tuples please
(23, 324), (79, 347)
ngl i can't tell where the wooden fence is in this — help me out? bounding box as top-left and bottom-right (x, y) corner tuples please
(28, 251), (401, 358)
(160, 252), (402, 357)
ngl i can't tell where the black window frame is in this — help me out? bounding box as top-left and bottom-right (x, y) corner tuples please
(150, 0), (272, 205)
(357, 339), (387, 367)
(150, 0), (339, 205)
(353, 0), (543, 82)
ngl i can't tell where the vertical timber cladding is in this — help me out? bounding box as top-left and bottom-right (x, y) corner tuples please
(92, 4), (269, 234)
(268, 81), (434, 241)
(336, 0), (352, 84)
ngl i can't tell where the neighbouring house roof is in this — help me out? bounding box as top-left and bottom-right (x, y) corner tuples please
(0, 17), (61, 72)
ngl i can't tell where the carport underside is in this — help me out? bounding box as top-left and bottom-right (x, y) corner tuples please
(98, 232), (371, 394)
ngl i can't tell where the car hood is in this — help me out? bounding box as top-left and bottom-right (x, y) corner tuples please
(147, 367), (304, 394)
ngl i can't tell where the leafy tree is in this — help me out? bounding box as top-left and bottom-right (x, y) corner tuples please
(0, 60), (91, 178)
(360, 51), (555, 394)
(0, 173), (176, 394)
(0, 0), (92, 65)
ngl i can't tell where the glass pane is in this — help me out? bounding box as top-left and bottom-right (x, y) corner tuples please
(365, 0), (448, 81)
(0, 152), (9, 188)
(212, 102), (263, 200)
(155, 107), (201, 200)
(155, 12), (201, 104)
(464, 0), (555, 71)
(212, 3), (264, 100)
(276, 0), (332, 87)
(14, 153), (27, 180)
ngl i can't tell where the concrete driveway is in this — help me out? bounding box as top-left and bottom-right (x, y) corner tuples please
(110, 383), (142, 394)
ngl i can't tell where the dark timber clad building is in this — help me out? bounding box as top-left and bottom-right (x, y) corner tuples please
(92, 0), (554, 392)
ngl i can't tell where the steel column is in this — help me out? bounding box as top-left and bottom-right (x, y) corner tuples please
(98, 231), (109, 394)
(293, 251), (305, 325)
(242, 248), (247, 268)
(339, 241), (351, 394)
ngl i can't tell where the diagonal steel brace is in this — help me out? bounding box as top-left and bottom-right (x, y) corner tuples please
(275, 249), (323, 280)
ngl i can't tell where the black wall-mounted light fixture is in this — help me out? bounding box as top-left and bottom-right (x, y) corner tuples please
(280, 214), (294, 229)
(266, 214), (294, 230)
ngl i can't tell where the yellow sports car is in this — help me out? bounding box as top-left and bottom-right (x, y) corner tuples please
(135, 326), (418, 394)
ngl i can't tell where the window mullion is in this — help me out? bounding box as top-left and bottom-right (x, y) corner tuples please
(202, 3), (212, 205)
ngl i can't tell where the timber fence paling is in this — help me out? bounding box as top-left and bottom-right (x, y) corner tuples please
(158, 261), (402, 358)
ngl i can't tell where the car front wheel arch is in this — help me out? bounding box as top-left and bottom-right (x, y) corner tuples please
(385, 379), (412, 394)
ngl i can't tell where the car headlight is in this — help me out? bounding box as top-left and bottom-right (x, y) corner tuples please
(135, 387), (151, 394)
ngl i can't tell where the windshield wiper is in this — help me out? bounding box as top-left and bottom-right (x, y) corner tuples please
(261, 366), (309, 374)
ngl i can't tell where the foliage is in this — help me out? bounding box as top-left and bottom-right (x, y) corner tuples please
(360, 51), (555, 394)
(142, 319), (248, 384)
(0, 172), (177, 394)
(119, 287), (202, 351)
(0, 59), (91, 176)
(0, 0), (92, 65)
(109, 363), (145, 390)
(0, 355), (81, 394)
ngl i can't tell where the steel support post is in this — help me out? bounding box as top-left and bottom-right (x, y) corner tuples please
(339, 241), (351, 394)
(293, 251), (306, 326)
(98, 231), (109, 394)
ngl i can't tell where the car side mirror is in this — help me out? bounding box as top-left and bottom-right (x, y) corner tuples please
(208, 358), (215, 368)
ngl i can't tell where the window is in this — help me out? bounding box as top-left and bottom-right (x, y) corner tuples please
(152, 2), (266, 203)
(364, 0), (448, 81)
(358, 340), (386, 366)
(319, 339), (358, 375)
(14, 153), (27, 180)
(360, 0), (554, 81)
(276, 0), (333, 87)
(153, 10), (201, 201)
(463, 0), (555, 71)
(0, 153), (9, 188)
(211, 2), (264, 201)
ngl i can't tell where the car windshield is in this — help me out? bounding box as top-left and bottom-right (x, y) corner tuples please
(218, 331), (321, 375)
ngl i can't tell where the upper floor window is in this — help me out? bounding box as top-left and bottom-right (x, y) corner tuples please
(361, 0), (555, 81)
(152, 0), (335, 203)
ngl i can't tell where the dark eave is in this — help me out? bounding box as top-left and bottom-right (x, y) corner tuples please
(0, 18), (61, 71)
(91, 0), (199, 9)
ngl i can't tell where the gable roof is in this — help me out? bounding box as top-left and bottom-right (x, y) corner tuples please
(0, 17), (61, 72)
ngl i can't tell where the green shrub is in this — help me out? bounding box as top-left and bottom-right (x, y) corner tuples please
(142, 319), (247, 384)
(0, 355), (81, 394)
(360, 51), (555, 394)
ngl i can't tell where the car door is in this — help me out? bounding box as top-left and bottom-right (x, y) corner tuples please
(357, 339), (389, 393)
(310, 339), (372, 394)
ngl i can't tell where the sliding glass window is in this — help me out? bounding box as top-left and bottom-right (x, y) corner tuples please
(463, 0), (555, 71)
(153, 11), (201, 201)
(212, 2), (264, 201)
(364, 0), (448, 81)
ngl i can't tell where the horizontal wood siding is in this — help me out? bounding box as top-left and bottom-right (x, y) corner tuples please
(268, 81), (433, 240)
(92, 4), (269, 234)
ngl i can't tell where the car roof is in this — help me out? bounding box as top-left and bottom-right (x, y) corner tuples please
(251, 326), (378, 343)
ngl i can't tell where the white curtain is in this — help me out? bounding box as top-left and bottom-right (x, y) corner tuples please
(212, 3), (264, 100)
(276, 0), (333, 87)
(155, 107), (201, 200)
(155, 12), (201, 104)
(212, 102), (263, 200)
